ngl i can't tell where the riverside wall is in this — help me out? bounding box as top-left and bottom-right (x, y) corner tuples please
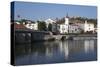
(14, 30), (97, 43)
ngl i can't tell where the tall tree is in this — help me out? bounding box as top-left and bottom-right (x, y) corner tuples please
(48, 23), (52, 31)
(56, 17), (65, 24)
(38, 21), (47, 31)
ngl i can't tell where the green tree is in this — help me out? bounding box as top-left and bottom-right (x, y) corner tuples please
(48, 23), (52, 31)
(15, 19), (28, 25)
(56, 17), (65, 24)
(37, 21), (47, 31)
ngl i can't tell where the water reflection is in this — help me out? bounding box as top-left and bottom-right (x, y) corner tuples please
(15, 40), (97, 65)
(59, 41), (69, 59)
(84, 40), (95, 53)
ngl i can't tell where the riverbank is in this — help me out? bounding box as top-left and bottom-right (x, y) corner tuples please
(15, 30), (97, 43)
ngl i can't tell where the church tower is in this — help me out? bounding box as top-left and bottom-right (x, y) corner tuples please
(65, 13), (69, 25)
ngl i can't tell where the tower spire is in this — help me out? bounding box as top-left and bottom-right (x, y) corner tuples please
(66, 12), (69, 18)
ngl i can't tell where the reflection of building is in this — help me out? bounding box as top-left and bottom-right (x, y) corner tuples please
(44, 41), (69, 59)
(84, 40), (94, 53)
(68, 40), (84, 55)
(63, 41), (69, 59)
(45, 41), (59, 57)
(59, 41), (69, 59)
(45, 47), (53, 57)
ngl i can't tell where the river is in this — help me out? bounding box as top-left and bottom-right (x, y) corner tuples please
(15, 39), (97, 65)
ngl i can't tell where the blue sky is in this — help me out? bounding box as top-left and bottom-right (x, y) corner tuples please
(13, 1), (97, 21)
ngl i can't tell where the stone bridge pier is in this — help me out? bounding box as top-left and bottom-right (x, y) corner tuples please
(15, 33), (31, 43)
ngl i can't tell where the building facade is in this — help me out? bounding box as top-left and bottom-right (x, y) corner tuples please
(45, 18), (58, 33)
(84, 20), (94, 33)
(68, 24), (81, 33)
(14, 16), (95, 34)
(25, 22), (38, 30)
(59, 17), (95, 34)
(59, 17), (69, 34)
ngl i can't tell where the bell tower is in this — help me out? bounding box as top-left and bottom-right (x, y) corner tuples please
(65, 13), (69, 25)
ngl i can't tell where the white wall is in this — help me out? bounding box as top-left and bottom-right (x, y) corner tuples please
(59, 17), (69, 34)
(69, 25), (80, 33)
(84, 21), (94, 32)
(25, 23), (38, 30)
(65, 17), (69, 25)
(60, 25), (69, 34)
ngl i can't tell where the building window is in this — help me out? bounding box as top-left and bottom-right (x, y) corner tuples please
(89, 28), (90, 30)
(75, 29), (77, 31)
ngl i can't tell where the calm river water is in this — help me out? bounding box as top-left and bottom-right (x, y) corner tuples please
(15, 40), (97, 65)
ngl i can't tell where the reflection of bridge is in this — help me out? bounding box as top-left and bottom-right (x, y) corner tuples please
(15, 29), (97, 43)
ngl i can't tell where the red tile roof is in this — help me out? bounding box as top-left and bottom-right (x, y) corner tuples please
(14, 23), (26, 29)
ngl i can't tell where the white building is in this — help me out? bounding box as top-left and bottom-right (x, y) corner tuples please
(58, 16), (95, 34)
(59, 17), (69, 34)
(25, 22), (38, 30)
(68, 24), (81, 33)
(84, 20), (94, 33)
(45, 18), (58, 32)
(73, 20), (95, 33)
(59, 25), (68, 34)
(45, 18), (56, 27)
